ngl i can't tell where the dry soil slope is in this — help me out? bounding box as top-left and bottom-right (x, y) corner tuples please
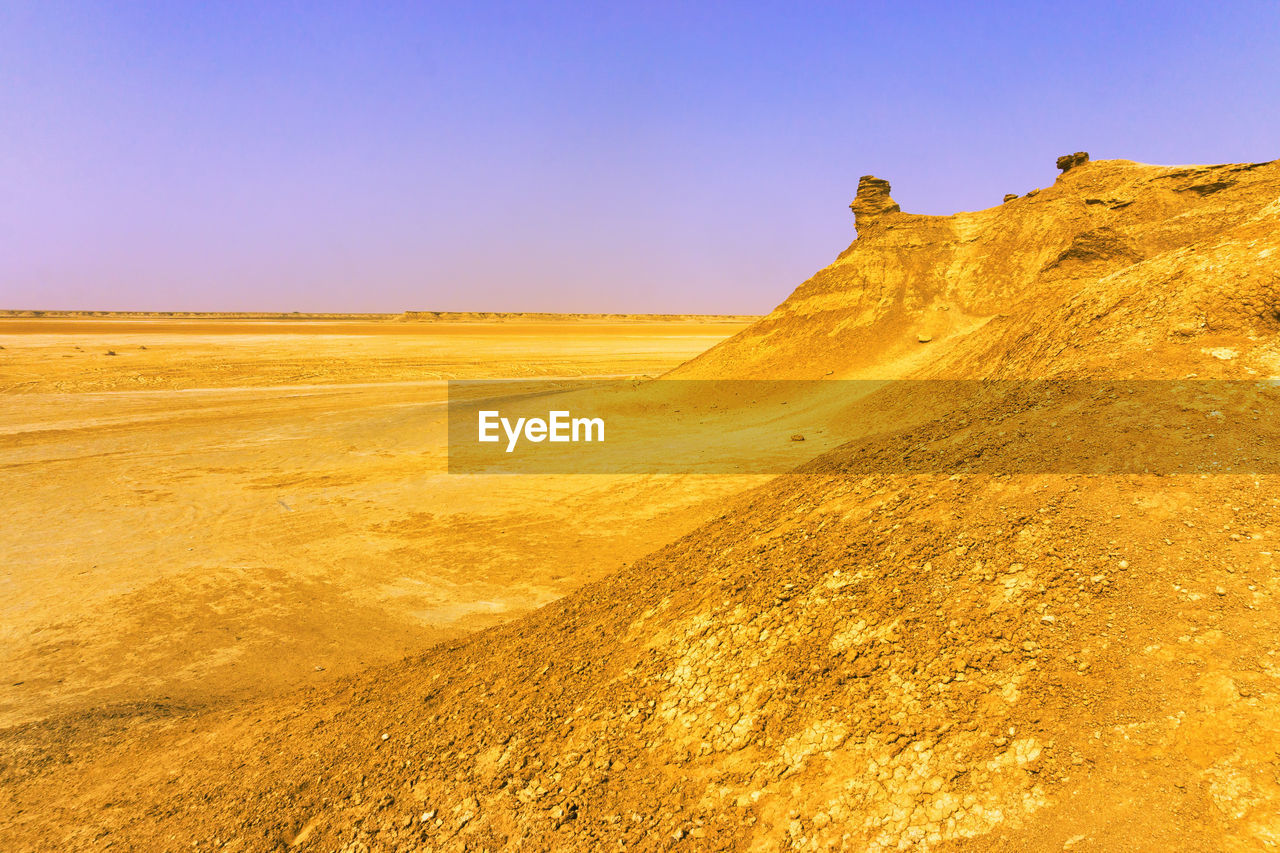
(4, 158), (1280, 853)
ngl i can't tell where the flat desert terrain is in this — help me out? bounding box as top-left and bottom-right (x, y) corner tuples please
(0, 316), (757, 728)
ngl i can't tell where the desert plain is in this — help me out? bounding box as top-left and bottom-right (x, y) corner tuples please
(6, 157), (1280, 852)
(0, 314), (758, 728)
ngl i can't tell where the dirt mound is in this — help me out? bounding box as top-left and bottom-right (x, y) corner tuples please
(4, 159), (1280, 852)
(9, 459), (1278, 852)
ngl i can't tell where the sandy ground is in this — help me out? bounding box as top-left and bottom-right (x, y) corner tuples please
(6, 163), (1280, 852)
(0, 318), (759, 728)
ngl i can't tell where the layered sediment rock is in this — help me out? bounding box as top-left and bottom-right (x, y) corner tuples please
(678, 158), (1280, 379)
(849, 175), (902, 233)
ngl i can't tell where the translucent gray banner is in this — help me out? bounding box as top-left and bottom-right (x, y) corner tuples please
(446, 379), (1280, 474)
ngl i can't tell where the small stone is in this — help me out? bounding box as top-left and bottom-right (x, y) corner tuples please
(917, 334), (933, 343)
(1215, 586), (1226, 596)
(381, 733), (389, 740)
(791, 434), (805, 442)
(1003, 193), (1019, 203)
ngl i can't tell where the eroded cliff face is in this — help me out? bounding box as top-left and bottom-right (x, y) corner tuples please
(678, 158), (1280, 379)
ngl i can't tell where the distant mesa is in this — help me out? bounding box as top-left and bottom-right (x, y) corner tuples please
(849, 175), (901, 232)
(1056, 151), (1090, 173)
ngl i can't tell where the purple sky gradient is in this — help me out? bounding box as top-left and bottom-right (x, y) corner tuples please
(3, 2), (1278, 314)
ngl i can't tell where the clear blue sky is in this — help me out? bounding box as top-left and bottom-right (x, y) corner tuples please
(2, 1), (1277, 313)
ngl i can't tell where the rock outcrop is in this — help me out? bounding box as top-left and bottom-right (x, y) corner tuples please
(1056, 151), (1089, 173)
(849, 175), (901, 232)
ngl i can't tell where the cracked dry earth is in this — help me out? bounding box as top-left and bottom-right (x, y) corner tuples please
(4, 156), (1280, 851)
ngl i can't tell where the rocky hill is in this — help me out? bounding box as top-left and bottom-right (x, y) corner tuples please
(677, 157), (1280, 380)
(3, 155), (1280, 852)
